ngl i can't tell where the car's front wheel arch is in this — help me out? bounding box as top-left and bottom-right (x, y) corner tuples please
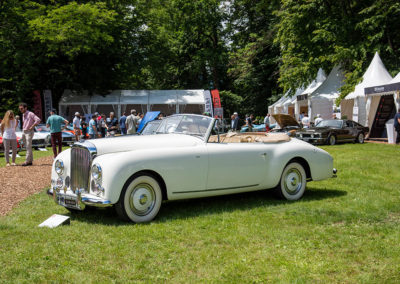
(115, 172), (164, 223)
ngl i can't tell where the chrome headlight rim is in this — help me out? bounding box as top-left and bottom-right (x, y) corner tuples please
(91, 163), (102, 182)
(55, 159), (64, 175)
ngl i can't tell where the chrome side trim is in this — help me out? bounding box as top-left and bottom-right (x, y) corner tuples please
(172, 184), (259, 194)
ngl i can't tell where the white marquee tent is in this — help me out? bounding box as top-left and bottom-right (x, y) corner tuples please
(363, 72), (400, 138)
(59, 89), (206, 119)
(341, 52), (392, 127)
(306, 65), (345, 121)
(295, 68), (326, 120)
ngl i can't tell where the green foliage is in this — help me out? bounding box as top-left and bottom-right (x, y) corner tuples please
(28, 2), (117, 58)
(275, 0), (400, 102)
(219, 90), (243, 116)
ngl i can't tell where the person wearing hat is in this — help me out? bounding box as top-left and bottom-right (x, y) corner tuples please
(314, 114), (323, 126)
(73, 112), (81, 141)
(46, 109), (69, 158)
(231, 112), (240, 132)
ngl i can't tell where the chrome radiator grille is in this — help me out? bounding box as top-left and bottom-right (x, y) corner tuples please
(71, 145), (92, 192)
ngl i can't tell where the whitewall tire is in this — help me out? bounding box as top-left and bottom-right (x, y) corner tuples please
(116, 174), (162, 223)
(276, 162), (306, 201)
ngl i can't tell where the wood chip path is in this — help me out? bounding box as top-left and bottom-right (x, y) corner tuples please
(0, 156), (53, 216)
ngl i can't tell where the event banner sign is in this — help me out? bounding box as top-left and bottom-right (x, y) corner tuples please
(211, 89), (221, 109)
(43, 90), (53, 121)
(213, 107), (224, 118)
(32, 90), (43, 121)
(203, 90), (214, 116)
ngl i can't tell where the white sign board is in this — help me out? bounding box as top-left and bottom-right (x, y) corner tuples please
(203, 90), (214, 116)
(39, 214), (70, 228)
(352, 106), (359, 122)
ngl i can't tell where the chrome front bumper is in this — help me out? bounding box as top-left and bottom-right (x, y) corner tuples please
(47, 188), (112, 210)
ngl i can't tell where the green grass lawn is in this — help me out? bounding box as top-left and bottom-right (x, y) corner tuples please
(0, 143), (399, 282)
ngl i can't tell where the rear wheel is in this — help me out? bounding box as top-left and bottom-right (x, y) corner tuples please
(276, 162), (307, 201)
(116, 174), (162, 223)
(356, 132), (365, 143)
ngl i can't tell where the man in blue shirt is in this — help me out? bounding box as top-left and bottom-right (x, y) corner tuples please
(394, 108), (400, 144)
(119, 112), (127, 135)
(46, 109), (69, 158)
(88, 114), (98, 139)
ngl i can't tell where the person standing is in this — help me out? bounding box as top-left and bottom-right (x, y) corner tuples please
(19, 102), (41, 166)
(46, 109), (68, 158)
(73, 112), (81, 141)
(88, 114), (98, 139)
(314, 114), (323, 126)
(126, 109), (139, 134)
(230, 112), (239, 132)
(81, 117), (88, 139)
(119, 112), (127, 135)
(394, 108), (400, 144)
(246, 114), (254, 132)
(301, 113), (311, 128)
(99, 114), (107, 137)
(1, 110), (18, 166)
(264, 113), (270, 132)
(106, 112), (118, 137)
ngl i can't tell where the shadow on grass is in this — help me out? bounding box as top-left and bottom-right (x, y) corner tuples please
(67, 187), (347, 225)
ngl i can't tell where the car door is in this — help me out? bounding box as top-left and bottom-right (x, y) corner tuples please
(341, 120), (355, 140)
(206, 142), (268, 190)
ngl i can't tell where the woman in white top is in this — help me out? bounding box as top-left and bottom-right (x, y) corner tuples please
(1, 110), (18, 166)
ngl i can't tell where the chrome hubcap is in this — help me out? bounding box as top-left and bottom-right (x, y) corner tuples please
(284, 169), (302, 195)
(129, 183), (156, 216)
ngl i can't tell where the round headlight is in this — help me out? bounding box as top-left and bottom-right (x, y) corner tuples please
(91, 164), (102, 181)
(55, 160), (64, 175)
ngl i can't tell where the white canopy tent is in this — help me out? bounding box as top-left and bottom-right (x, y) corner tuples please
(59, 89), (206, 119)
(307, 66), (345, 121)
(341, 52), (392, 127)
(296, 68), (326, 120)
(363, 72), (400, 138)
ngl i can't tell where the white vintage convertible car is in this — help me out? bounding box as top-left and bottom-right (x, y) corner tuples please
(49, 114), (336, 223)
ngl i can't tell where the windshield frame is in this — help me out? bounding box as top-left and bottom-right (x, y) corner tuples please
(154, 114), (215, 141)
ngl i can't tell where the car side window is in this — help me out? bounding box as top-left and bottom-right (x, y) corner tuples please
(346, 121), (353, 128)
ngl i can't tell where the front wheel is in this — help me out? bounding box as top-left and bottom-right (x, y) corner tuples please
(356, 133), (365, 143)
(327, 134), (336, 145)
(276, 162), (307, 201)
(116, 174), (162, 223)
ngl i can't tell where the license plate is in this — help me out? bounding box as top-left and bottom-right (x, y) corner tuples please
(64, 198), (77, 206)
(57, 194), (78, 208)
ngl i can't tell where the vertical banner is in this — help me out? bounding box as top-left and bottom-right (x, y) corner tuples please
(32, 90), (43, 121)
(211, 89), (221, 109)
(203, 90), (214, 117)
(43, 90), (53, 121)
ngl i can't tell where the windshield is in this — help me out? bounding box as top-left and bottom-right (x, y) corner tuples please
(36, 125), (50, 132)
(315, 120), (343, 128)
(155, 114), (213, 140)
(141, 120), (161, 135)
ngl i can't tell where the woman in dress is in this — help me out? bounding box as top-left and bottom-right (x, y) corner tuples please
(1, 110), (18, 166)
